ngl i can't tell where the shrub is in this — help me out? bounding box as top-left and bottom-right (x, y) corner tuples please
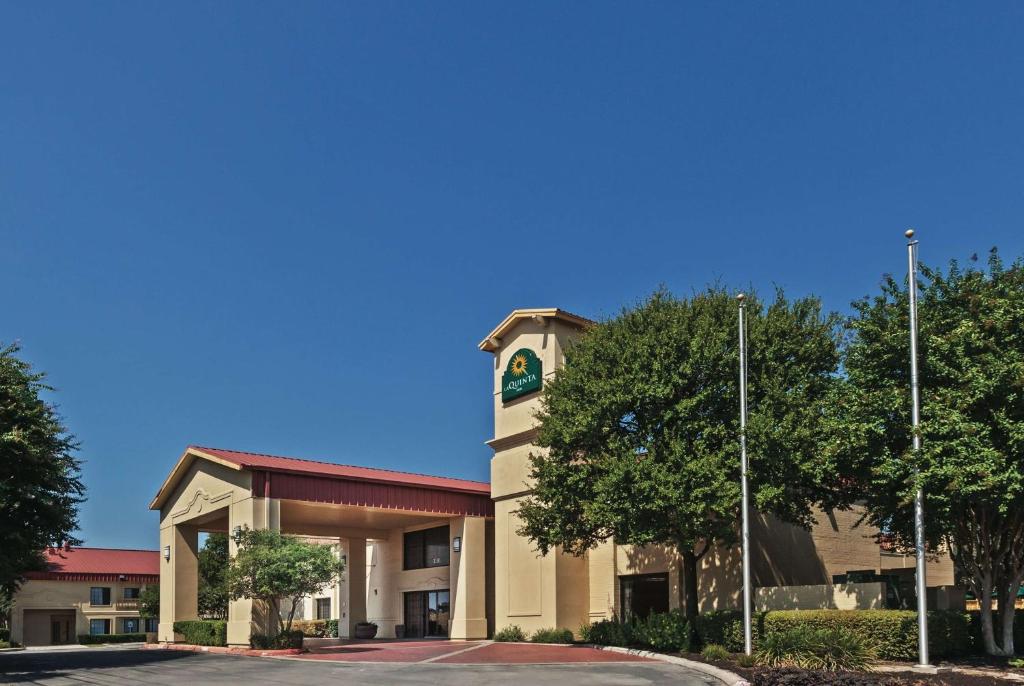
(530, 627), (574, 644)
(0, 641), (10, 649)
(754, 625), (876, 672)
(751, 668), (902, 686)
(762, 610), (972, 661)
(1009, 657), (1023, 669)
(633, 610), (692, 653)
(736, 652), (757, 668)
(0, 628), (9, 642)
(250, 630), (304, 649)
(493, 625), (527, 642)
(580, 619), (632, 647)
(77, 633), (147, 645)
(325, 619), (339, 638)
(701, 643), (731, 661)
(173, 620), (227, 647)
(292, 620), (330, 638)
(968, 609), (1023, 654)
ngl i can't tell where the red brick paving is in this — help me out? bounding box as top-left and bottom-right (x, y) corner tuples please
(301, 640), (484, 663)
(295, 640), (653, 664)
(435, 643), (652, 664)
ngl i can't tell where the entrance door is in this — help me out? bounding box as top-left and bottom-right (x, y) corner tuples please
(49, 615), (74, 644)
(403, 590), (450, 638)
(620, 574), (670, 621)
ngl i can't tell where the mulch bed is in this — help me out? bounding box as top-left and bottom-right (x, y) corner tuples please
(684, 653), (1022, 685)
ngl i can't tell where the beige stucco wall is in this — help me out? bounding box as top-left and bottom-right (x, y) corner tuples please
(10, 579), (152, 645)
(756, 582), (887, 611)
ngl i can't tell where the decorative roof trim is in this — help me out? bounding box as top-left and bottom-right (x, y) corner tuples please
(478, 308), (594, 352)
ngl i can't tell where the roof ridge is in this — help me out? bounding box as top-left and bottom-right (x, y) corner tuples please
(191, 445), (491, 486)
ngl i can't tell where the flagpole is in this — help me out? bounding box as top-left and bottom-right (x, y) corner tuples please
(737, 293), (753, 656)
(906, 228), (930, 667)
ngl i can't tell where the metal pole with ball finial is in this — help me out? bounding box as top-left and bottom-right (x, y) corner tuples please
(906, 229), (930, 667)
(737, 292), (753, 656)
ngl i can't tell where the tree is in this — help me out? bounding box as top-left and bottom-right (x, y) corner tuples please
(198, 533), (229, 619)
(826, 249), (1024, 656)
(0, 343), (85, 603)
(516, 288), (841, 621)
(226, 528), (344, 635)
(140, 583), (160, 620)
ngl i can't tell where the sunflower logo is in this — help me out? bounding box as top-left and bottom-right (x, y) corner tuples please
(510, 353), (529, 376)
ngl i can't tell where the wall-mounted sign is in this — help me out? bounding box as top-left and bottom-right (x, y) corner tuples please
(501, 348), (543, 403)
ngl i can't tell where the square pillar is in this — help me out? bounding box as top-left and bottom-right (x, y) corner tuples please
(158, 523), (199, 642)
(226, 497), (280, 647)
(450, 516), (488, 639)
(346, 537), (367, 628)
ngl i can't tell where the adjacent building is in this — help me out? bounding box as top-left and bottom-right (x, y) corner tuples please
(9, 547), (159, 646)
(151, 307), (957, 647)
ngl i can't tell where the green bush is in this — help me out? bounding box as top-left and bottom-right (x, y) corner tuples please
(694, 610), (755, 652)
(754, 625), (876, 672)
(250, 630), (304, 649)
(633, 610), (692, 653)
(77, 633), (147, 645)
(530, 627), (574, 644)
(762, 610), (970, 661)
(701, 643), (731, 661)
(0, 628), (9, 642)
(580, 619), (633, 646)
(325, 619), (339, 638)
(493, 625), (527, 642)
(0, 641), (10, 649)
(173, 620), (227, 647)
(968, 609), (1023, 653)
(736, 652), (757, 668)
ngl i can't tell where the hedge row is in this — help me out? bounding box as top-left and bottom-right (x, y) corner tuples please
(251, 630), (303, 649)
(173, 620), (227, 646)
(78, 633), (147, 644)
(0, 628), (9, 642)
(292, 619), (338, 638)
(695, 609), (975, 660)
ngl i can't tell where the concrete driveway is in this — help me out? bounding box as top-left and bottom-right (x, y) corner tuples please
(0, 645), (725, 685)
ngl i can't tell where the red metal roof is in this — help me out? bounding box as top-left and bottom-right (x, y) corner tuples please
(25, 547), (160, 582)
(193, 446), (491, 496)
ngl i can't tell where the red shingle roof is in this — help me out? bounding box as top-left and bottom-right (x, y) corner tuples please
(25, 547), (160, 582)
(191, 446), (491, 496)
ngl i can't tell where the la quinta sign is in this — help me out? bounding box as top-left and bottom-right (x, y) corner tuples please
(501, 348), (542, 403)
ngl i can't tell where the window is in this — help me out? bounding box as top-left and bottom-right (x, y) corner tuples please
(403, 526), (449, 570)
(124, 587), (141, 599)
(121, 618), (139, 633)
(89, 619), (111, 635)
(144, 618), (159, 632)
(90, 587), (111, 606)
(316, 597), (331, 620)
(619, 574), (669, 622)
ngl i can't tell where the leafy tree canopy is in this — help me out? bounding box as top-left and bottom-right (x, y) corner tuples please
(199, 533), (229, 619)
(0, 343), (85, 603)
(226, 528), (344, 634)
(825, 249), (1024, 655)
(516, 288), (841, 619)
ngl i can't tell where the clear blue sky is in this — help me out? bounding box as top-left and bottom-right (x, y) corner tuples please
(3, 3), (1023, 550)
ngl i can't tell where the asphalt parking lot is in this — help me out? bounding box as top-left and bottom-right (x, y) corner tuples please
(0, 646), (723, 685)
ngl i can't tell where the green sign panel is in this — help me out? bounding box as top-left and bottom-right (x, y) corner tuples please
(501, 348), (543, 403)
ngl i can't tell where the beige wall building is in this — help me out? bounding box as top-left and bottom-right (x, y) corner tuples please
(150, 307), (956, 647)
(9, 547), (159, 646)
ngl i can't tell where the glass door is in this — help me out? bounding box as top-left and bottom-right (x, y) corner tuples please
(404, 590), (450, 638)
(426, 590), (449, 637)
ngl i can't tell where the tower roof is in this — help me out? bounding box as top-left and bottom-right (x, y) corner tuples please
(478, 308), (593, 352)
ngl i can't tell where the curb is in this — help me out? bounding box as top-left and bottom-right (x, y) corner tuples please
(584, 645), (751, 686)
(144, 643), (304, 657)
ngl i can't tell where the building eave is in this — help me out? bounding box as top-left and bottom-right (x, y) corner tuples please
(478, 308), (594, 352)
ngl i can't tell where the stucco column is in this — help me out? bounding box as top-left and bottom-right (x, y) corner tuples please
(450, 516), (488, 639)
(226, 496), (280, 646)
(159, 523), (199, 642)
(346, 537), (367, 629)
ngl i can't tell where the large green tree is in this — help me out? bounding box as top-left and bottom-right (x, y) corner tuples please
(199, 533), (230, 619)
(826, 249), (1024, 656)
(0, 343), (85, 604)
(516, 288), (842, 621)
(226, 528), (344, 635)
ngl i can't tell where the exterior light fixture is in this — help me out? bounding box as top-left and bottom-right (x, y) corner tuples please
(232, 526), (242, 539)
(163, 545), (170, 561)
(452, 536), (462, 553)
(341, 554), (347, 565)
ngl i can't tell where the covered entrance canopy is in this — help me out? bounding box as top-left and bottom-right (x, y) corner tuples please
(150, 446), (494, 646)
